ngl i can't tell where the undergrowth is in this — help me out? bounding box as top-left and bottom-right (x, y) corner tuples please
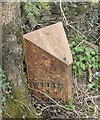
(70, 34), (99, 76)
(0, 67), (12, 106)
(21, 2), (48, 24)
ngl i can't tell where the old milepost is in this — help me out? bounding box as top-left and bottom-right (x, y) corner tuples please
(23, 22), (73, 102)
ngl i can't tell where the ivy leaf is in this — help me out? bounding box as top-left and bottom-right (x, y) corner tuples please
(75, 46), (84, 52)
(85, 51), (90, 57)
(87, 82), (95, 90)
(80, 56), (86, 61)
(76, 62), (80, 66)
(81, 64), (86, 70)
(79, 69), (82, 76)
(73, 65), (76, 69)
(90, 49), (96, 55)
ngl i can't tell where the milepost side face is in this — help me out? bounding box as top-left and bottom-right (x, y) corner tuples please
(25, 41), (72, 102)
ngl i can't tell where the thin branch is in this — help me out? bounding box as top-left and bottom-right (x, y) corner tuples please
(14, 99), (36, 117)
(59, 0), (87, 39)
(60, 0), (68, 25)
(32, 95), (46, 106)
(83, 40), (98, 50)
(88, 67), (92, 82)
(29, 87), (58, 105)
(68, 24), (87, 39)
(3, 110), (12, 118)
(41, 104), (79, 116)
(28, 87), (80, 117)
(73, 40), (85, 49)
(74, 78), (99, 110)
(85, 95), (100, 100)
(73, 40), (98, 51)
(59, 0), (98, 52)
(84, 98), (99, 110)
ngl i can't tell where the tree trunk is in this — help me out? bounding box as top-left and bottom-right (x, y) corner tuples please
(0, 3), (2, 119)
(2, 2), (35, 118)
(2, 2), (23, 88)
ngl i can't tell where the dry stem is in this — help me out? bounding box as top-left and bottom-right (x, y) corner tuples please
(74, 77), (99, 110)
(28, 87), (80, 117)
(85, 95), (100, 100)
(59, 0), (98, 51)
(14, 99), (36, 117)
(3, 110), (12, 118)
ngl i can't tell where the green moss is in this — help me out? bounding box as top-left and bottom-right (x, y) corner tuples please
(2, 82), (36, 118)
(15, 27), (24, 44)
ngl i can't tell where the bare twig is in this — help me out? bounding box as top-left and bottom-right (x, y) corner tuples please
(84, 97), (99, 110)
(88, 67), (92, 82)
(73, 40), (85, 49)
(32, 95), (46, 106)
(85, 95), (100, 100)
(84, 40), (98, 50)
(60, 0), (68, 25)
(41, 104), (79, 116)
(73, 40), (98, 51)
(28, 87), (80, 117)
(68, 24), (87, 39)
(3, 110), (12, 118)
(59, 0), (98, 52)
(59, 0), (87, 39)
(29, 87), (58, 105)
(14, 99), (36, 117)
(74, 78), (99, 110)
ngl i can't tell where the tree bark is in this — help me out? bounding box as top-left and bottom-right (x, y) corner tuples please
(2, 2), (35, 118)
(0, 3), (2, 119)
(2, 2), (23, 88)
